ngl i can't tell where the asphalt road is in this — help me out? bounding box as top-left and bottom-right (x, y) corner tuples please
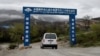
(0, 43), (100, 56)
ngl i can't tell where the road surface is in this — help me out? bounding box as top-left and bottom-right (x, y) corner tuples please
(0, 43), (100, 56)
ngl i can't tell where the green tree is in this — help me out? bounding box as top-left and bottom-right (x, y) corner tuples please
(8, 23), (24, 43)
(90, 24), (100, 41)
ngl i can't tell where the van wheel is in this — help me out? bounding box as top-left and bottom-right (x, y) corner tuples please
(41, 46), (44, 49)
(55, 46), (58, 49)
(52, 47), (54, 49)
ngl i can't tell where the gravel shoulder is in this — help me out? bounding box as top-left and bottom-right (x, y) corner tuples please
(0, 43), (100, 56)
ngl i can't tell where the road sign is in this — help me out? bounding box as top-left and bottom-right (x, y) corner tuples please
(23, 7), (77, 15)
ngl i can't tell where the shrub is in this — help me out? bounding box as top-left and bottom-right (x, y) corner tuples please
(57, 35), (69, 42)
(8, 44), (18, 49)
(76, 32), (100, 47)
(0, 46), (2, 50)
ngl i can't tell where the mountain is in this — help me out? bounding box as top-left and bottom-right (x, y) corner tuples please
(0, 9), (23, 22)
(0, 16), (55, 26)
(0, 9), (22, 15)
(92, 17), (100, 21)
(0, 9), (67, 22)
(38, 16), (67, 22)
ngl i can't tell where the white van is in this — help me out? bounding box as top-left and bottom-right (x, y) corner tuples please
(41, 33), (58, 49)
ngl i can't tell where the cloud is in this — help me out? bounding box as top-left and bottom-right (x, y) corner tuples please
(0, 0), (44, 4)
(0, 0), (100, 18)
(0, 14), (23, 19)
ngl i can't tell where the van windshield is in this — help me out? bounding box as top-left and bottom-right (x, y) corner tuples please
(45, 34), (56, 39)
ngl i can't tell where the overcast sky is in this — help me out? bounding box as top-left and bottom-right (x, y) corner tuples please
(0, 0), (100, 18)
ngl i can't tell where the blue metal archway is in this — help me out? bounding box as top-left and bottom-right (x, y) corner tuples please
(23, 7), (77, 46)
